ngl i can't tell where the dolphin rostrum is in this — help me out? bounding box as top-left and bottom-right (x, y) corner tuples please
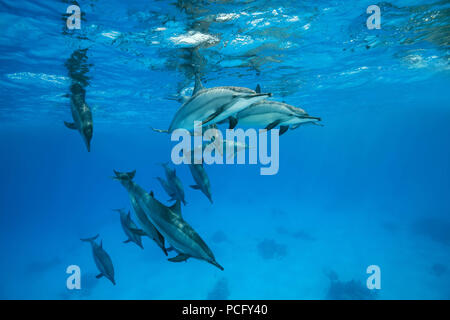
(188, 163), (213, 203)
(113, 208), (144, 249)
(112, 170), (167, 256)
(81, 234), (115, 285)
(235, 99), (322, 135)
(159, 163), (187, 205)
(147, 191), (223, 270)
(167, 75), (272, 132)
(64, 83), (93, 151)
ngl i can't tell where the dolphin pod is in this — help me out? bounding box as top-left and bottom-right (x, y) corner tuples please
(112, 170), (168, 256)
(151, 75), (272, 134)
(113, 170), (223, 271)
(81, 235), (115, 285)
(76, 71), (322, 282)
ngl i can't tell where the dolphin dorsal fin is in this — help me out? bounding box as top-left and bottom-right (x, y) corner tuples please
(169, 200), (182, 219)
(255, 84), (261, 93)
(193, 74), (204, 96)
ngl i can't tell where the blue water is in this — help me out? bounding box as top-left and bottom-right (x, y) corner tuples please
(1, 0), (449, 300)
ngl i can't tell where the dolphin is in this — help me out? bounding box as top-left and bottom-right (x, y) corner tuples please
(156, 177), (177, 201)
(235, 99), (322, 135)
(112, 170), (168, 256)
(147, 191), (223, 270)
(187, 138), (250, 163)
(167, 75), (272, 133)
(64, 83), (93, 151)
(81, 234), (115, 285)
(113, 209), (144, 249)
(159, 163), (187, 205)
(188, 163), (213, 203)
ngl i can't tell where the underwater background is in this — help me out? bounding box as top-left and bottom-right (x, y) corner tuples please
(0, 0), (449, 299)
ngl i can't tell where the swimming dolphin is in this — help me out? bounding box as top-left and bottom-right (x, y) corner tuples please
(235, 99), (322, 135)
(159, 163), (187, 205)
(112, 170), (168, 256)
(113, 209), (144, 249)
(183, 137), (249, 163)
(156, 177), (177, 201)
(147, 192), (223, 270)
(81, 234), (115, 285)
(188, 163), (213, 203)
(64, 83), (93, 151)
(167, 75), (272, 132)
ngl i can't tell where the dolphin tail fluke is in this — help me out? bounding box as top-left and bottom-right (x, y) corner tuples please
(112, 170), (136, 181)
(80, 234), (99, 243)
(64, 121), (77, 130)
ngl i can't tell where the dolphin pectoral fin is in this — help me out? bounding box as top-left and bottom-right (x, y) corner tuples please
(229, 116), (238, 129)
(96, 273), (103, 279)
(168, 253), (190, 263)
(201, 109), (223, 126)
(64, 121), (77, 130)
(123, 239), (131, 244)
(279, 125), (289, 136)
(166, 246), (176, 252)
(265, 120), (281, 131)
(80, 234), (99, 243)
(129, 228), (147, 236)
(190, 185), (201, 190)
(211, 261), (225, 271)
